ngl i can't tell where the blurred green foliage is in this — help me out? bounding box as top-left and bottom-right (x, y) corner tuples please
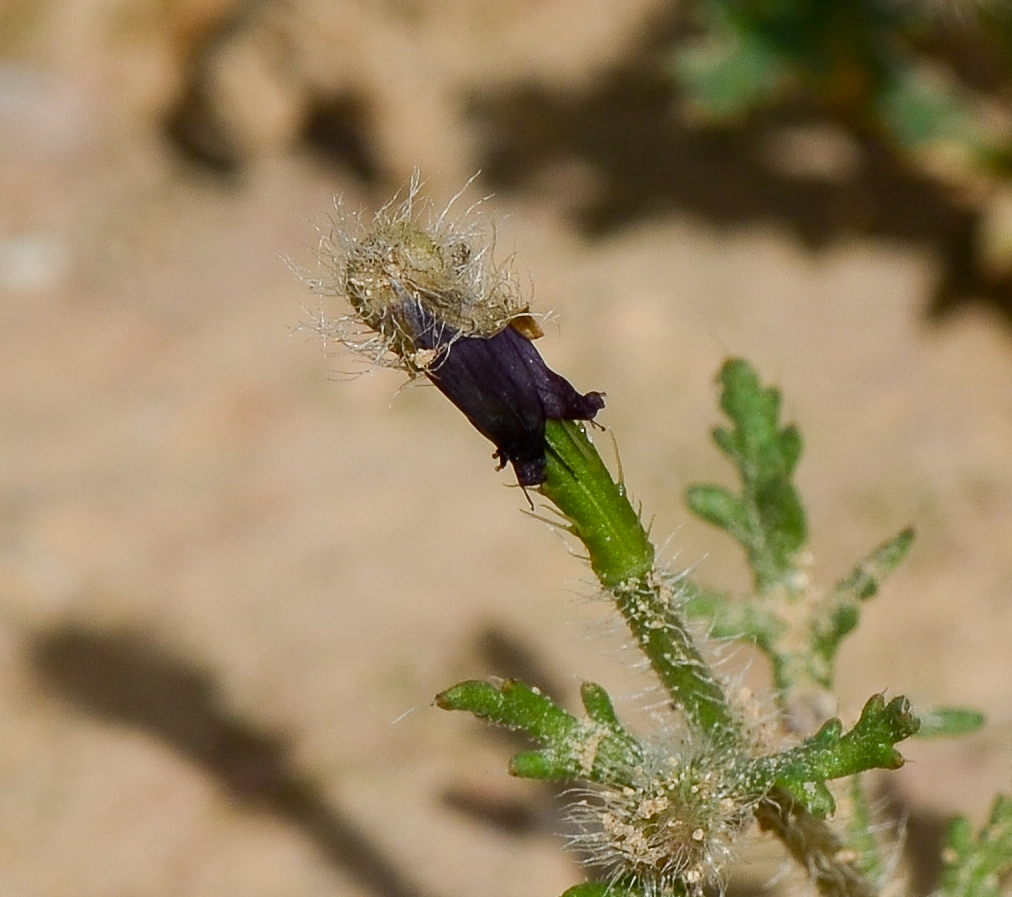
(672, 0), (1012, 171)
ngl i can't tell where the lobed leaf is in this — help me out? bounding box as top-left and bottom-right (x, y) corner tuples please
(436, 678), (643, 784)
(940, 791), (1012, 897)
(686, 359), (807, 594)
(751, 694), (920, 816)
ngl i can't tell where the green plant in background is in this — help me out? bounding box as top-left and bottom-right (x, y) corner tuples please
(672, 0), (1012, 172)
(308, 179), (1007, 897)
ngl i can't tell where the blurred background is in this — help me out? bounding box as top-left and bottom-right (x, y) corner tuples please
(3, 1), (1012, 895)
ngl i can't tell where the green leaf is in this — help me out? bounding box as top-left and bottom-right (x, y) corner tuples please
(834, 528), (915, 603)
(673, 29), (787, 119)
(685, 364), (915, 702)
(914, 706), (986, 739)
(940, 791), (1012, 897)
(685, 485), (750, 542)
(509, 750), (571, 780)
(751, 694), (920, 817)
(686, 358), (807, 593)
(875, 64), (982, 154)
(436, 678), (643, 784)
(580, 682), (624, 730)
(560, 883), (614, 897)
(808, 528), (916, 681)
(435, 679), (576, 742)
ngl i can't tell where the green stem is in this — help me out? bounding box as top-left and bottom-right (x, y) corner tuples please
(540, 420), (740, 740)
(846, 776), (886, 885)
(540, 419), (654, 589)
(541, 421), (884, 897)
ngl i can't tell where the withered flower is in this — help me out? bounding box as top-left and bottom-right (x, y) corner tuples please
(311, 176), (604, 486)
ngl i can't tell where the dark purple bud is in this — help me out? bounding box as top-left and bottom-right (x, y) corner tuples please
(319, 184), (605, 486)
(397, 292), (604, 486)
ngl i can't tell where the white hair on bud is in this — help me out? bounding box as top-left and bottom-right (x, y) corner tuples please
(301, 171), (539, 375)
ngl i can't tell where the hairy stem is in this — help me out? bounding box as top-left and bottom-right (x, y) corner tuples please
(540, 419), (740, 741)
(542, 420), (885, 897)
(756, 791), (877, 897)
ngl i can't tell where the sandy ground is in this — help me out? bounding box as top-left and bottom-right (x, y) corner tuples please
(2, 2), (1012, 896)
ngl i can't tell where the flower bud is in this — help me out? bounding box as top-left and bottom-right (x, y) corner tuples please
(314, 176), (605, 486)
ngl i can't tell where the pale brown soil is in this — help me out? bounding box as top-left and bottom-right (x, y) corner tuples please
(2, 2), (1012, 896)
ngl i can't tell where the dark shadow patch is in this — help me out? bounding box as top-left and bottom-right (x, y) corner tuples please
(160, 0), (268, 179)
(441, 781), (553, 837)
(904, 808), (950, 897)
(30, 624), (436, 897)
(164, 80), (245, 179)
(867, 779), (951, 897)
(475, 625), (569, 703)
(439, 625), (577, 843)
(876, 778), (951, 897)
(468, 8), (1012, 322)
(301, 92), (383, 185)
(161, 0), (381, 185)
